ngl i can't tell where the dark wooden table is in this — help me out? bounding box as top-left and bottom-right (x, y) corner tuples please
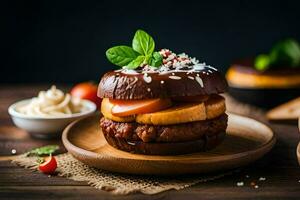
(1, 85), (300, 200)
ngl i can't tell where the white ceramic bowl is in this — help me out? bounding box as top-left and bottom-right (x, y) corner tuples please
(8, 99), (97, 138)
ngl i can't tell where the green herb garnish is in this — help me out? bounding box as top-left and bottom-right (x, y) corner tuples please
(254, 38), (300, 71)
(26, 145), (59, 157)
(254, 54), (270, 71)
(106, 29), (162, 68)
(132, 30), (155, 55)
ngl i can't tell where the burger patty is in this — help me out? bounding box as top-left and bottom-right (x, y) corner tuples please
(100, 113), (227, 143)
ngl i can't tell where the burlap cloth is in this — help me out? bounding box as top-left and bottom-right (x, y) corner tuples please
(12, 95), (264, 195)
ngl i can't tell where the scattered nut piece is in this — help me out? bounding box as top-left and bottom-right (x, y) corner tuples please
(259, 177), (266, 181)
(237, 182), (244, 187)
(11, 149), (17, 154)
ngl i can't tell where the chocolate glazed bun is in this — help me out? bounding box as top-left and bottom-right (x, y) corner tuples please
(98, 67), (228, 100)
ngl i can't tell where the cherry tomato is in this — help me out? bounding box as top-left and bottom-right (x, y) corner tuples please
(38, 156), (57, 174)
(70, 82), (101, 108)
(110, 98), (172, 117)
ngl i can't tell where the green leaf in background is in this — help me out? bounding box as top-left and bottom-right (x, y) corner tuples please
(269, 39), (300, 67)
(106, 46), (140, 67)
(132, 29), (155, 56)
(149, 51), (163, 67)
(125, 55), (146, 69)
(255, 54), (270, 71)
(26, 145), (59, 157)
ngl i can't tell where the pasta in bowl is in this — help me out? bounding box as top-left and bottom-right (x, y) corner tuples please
(8, 86), (97, 138)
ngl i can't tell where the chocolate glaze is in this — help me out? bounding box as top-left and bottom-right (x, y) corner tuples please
(98, 67), (227, 100)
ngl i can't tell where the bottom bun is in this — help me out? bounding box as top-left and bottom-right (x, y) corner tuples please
(103, 131), (225, 155)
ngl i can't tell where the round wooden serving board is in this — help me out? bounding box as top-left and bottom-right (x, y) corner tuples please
(297, 118), (300, 166)
(297, 142), (300, 166)
(62, 113), (276, 175)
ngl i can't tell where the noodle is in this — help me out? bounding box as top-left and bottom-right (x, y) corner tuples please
(16, 86), (87, 117)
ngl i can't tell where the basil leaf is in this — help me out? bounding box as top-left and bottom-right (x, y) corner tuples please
(132, 30), (155, 56)
(149, 52), (163, 67)
(26, 145), (59, 156)
(125, 55), (145, 69)
(106, 46), (140, 67)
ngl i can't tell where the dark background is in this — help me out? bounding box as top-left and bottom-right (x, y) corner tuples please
(2, 0), (300, 83)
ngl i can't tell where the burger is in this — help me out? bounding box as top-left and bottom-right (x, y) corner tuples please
(226, 38), (300, 108)
(98, 30), (228, 155)
(226, 58), (300, 108)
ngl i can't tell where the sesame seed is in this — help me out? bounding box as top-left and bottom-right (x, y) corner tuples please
(143, 74), (152, 83)
(188, 76), (194, 80)
(245, 175), (250, 178)
(259, 177), (266, 181)
(169, 76), (182, 80)
(195, 76), (204, 87)
(160, 80), (164, 84)
(207, 65), (217, 71)
(254, 185), (259, 189)
(147, 88), (151, 92)
(193, 64), (205, 71)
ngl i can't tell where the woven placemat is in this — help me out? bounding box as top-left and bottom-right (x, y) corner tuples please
(12, 153), (231, 195)
(12, 95), (262, 195)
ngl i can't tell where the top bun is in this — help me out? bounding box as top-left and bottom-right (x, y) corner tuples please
(98, 65), (227, 100)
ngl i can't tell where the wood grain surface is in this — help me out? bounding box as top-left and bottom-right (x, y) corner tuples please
(0, 85), (300, 200)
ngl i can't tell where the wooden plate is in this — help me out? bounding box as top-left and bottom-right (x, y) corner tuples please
(62, 113), (276, 175)
(297, 143), (300, 166)
(297, 118), (300, 166)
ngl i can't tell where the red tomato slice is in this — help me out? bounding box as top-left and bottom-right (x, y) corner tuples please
(38, 156), (57, 174)
(110, 98), (172, 117)
(172, 95), (209, 102)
